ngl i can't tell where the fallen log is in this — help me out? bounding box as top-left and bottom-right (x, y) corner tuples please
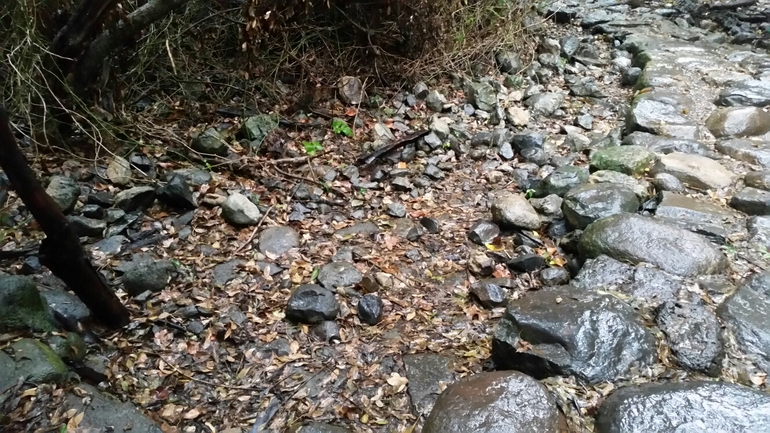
(0, 106), (130, 330)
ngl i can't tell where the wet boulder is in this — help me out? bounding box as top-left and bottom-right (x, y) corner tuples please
(579, 214), (727, 277)
(596, 382), (770, 433)
(423, 371), (567, 433)
(492, 286), (656, 383)
(562, 183), (639, 230)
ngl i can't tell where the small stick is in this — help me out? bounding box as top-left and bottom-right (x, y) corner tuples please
(235, 205), (273, 254)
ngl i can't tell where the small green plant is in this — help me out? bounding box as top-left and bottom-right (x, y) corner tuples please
(525, 188), (536, 198)
(442, 142), (451, 149)
(759, 246), (770, 260)
(302, 140), (324, 156)
(331, 118), (353, 137)
(310, 267), (319, 281)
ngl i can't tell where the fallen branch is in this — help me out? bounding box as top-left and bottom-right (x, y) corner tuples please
(0, 107), (130, 329)
(355, 129), (429, 167)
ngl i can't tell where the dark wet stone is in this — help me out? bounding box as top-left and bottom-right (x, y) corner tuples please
(311, 321), (341, 343)
(622, 132), (718, 159)
(46, 176), (80, 214)
(471, 132), (493, 147)
(624, 266), (685, 305)
(40, 289), (90, 323)
(90, 235), (127, 256)
(420, 217), (440, 234)
(114, 186), (156, 212)
(562, 183), (639, 230)
(705, 106), (770, 138)
(492, 286), (656, 383)
(156, 174), (196, 209)
(386, 202), (407, 218)
(529, 194), (563, 223)
(317, 262), (362, 289)
(391, 176), (414, 191)
(470, 281), (507, 308)
(572, 255), (634, 291)
(87, 190), (114, 207)
(534, 166), (589, 198)
(67, 215), (106, 237)
(741, 271), (770, 298)
(539, 267), (570, 286)
(745, 171), (770, 191)
(579, 214), (727, 277)
(507, 254), (546, 273)
(286, 284), (340, 324)
(81, 204), (105, 219)
(717, 282), (770, 373)
(621, 67), (642, 86)
(122, 259), (177, 296)
(423, 371), (567, 433)
(256, 226), (300, 256)
(21, 256), (42, 275)
(567, 78), (605, 98)
(575, 114), (593, 130)
(716, 138), (770, 168)
(357, 294), (384, 325)
(469, 252), (495, 277)
(468, 220), (501, 245)
(588, 170), (650, 200)
(467, 82), (497, 111)
(511, 132), (545, 152)
(717, 80), (770, 107)
(730, 187), (770, 215)
(595, 382), (770, 433)
(655, 301), (723, 376)
(404, 353), (456, 416)
(520, 147), (549, 166)
(590, 145), (656, 176)
(652, 173), (686, 193)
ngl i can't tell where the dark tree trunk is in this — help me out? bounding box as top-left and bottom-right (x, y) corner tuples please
(0, 107), (130, 330)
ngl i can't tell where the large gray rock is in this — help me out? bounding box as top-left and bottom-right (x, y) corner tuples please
(705, 106), (770, 138)
(0, 275), (53, 332)
(490, 191), (541, 230)
(656, 301), (723, 376)
(578, 213), (727, 277)
(221, 193), (262, 226)
(63, 383), (164, 433)
(588, 170), (651, 199)
(744, 170), (770, 191)
(492, 286), (656, 383)
(258, 226), (300, 256)
(623, 131), (719, 159)
(730, 187), (770, 215)
(114, 186), (156, 212)
(562, 183), (639, 230)
(626, 90), (701, 139)
(40, 289), (90, 322)
(285, 284), (340, 324)
(525, 93), (564, 117)
(7, 338), (68, 384)
(717, 282), (770, 373)
(105, 156), (132, 186)
(717, 79), (770, 107)
(596, 382), (770, 433)
(651, 152), (734, 190)
(403, 353), (456, 417)
(46, 175), (80, 214)
(423, 371), (566, 433)
(716, 138), (770, 168)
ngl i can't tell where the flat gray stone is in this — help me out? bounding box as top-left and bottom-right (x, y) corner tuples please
(317, 262), (362, 289)
(64, 383), (163, 433)
(258, 226), (300, 256)
(622, 131), (719, 158)
(404, 353), (455, 417)
(579, 213), (727, 277)
(562, 183), (639, 230)
(651, 152), (734, 190)
(717, 138), (770, 168)
(706, 106), (770, 138)
(656, 301), (723, 376)
(590, 145), (656, 176)
(717, 282), (770, 373)
(490, 191), (541, 230)
(717, 79), (770, 107)
(596, 382), (770, 433)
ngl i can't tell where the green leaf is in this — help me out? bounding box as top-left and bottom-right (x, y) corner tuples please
(310, 267), (319, 281)
(331, 118), (353, 137)
(302, 140), (323, 156)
